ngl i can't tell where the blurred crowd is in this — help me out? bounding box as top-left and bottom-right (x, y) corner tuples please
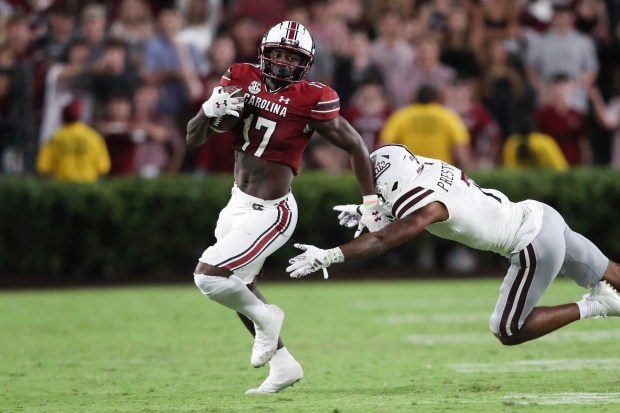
(1, 0), (620, 182)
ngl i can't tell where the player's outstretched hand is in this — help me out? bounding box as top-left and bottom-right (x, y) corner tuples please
(341, 195), (390, 238)
(333, 204), (361, 228)
(287, 243), (344, 279)
(202, 86), (244, 118)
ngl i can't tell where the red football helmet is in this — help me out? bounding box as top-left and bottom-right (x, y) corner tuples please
(258, 21), (315, 83)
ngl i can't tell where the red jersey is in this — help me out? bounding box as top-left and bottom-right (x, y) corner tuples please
(534, 105), (587, 166)
(220, 63), (340, 174)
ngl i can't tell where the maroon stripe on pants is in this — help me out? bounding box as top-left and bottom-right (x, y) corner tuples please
(218, 201), (292, 270)
(499, 249), (527, 337)
(510, 244), (537, 334)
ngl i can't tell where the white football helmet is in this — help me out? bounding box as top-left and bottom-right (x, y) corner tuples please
(371, 144), (425, 217)
(259, 21), (315, 83)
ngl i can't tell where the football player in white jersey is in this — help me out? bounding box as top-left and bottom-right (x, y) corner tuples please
(286, 144), (620, 345)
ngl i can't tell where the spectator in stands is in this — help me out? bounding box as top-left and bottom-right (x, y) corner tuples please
(132, 83), (185, 177)
(503, 117), (569, 170)
(229, 0), (287, 28)
(406, 35), (456, 107)
(526, 4), (598, 112)
(307, 76), (392, 172)
(535, 73), (591, 166)
(36, 100), (110, 182)
(80, 3), (108, 64)
(108, 0), (154, 68)
(445, 75), (502, 168)
(333, 28), (383, 108)
(588, 85), (620, 168)
(176, 0), (222, 74)
(574, 0), (610, 43)
(142, 6), (202, 118)
(369, 10), (416, 108)
(0, 42), (20, 173)
(91, 38), (141, 116)
(204, 33), (236, 79)
(380, 83), (473, 171)
(480, 37), (529, 137)
(39, 38), (94, 145)
(471, 0), (519, 58)
(519, 0), (554, 33)
(95, 94), (138, 176)
(229, 14), (264, 64)
(440, 7), (481, 79)
(341, 78), (392, 152)
(2, 13), (36, 173)
(32, 4), (76, 74)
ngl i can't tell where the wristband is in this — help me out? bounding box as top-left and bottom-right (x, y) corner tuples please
(326, 247), (345, 264)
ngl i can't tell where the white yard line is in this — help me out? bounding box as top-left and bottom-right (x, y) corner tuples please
(405, 329), (620, 345)
(448, 358), (620, 373)
(385, 313), (489, 324)
(502, 392), (620, 405)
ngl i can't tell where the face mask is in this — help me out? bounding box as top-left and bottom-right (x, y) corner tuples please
(274, 65), (292, 78)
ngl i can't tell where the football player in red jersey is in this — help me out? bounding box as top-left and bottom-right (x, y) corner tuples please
(186, 21), (388, 394)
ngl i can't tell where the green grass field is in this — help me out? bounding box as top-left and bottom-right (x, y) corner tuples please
(2, 277), (620, 412)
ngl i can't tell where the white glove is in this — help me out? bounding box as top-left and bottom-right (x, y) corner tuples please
(355, 195), (390, 238)
(333, 204), (361, 228)
(286, 243), (344, 279)
(201, 86), (244, 118)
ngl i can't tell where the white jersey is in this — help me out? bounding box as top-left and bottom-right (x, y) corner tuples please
(391, 157), (543, 257)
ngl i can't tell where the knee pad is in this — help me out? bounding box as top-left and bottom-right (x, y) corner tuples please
(194, 273), (249, 300)
(194, 273), (224, 297)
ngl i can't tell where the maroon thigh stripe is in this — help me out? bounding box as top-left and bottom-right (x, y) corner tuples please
(217, 201), (292, 270)
(510, 244), (537, 333)
(499, 249), (527, 337)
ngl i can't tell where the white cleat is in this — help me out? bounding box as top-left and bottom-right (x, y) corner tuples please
(245, 359), (303, 394)
(251, 304), (285, 368)
(585, 281), (620, 317)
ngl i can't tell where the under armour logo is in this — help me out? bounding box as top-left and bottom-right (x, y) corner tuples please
(216, 100), (228, 108)
(279, 96), (290, 104)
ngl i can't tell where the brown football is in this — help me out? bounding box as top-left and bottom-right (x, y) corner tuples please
(209, 86), (244, 133)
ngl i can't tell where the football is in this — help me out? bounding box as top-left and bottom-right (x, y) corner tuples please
(209, 86), (245, 133)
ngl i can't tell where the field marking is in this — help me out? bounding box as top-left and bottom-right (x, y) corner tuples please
(405, 333), (488, 345)
(385, 313), (488, 324)
(502, 392), (620, 405)
(405, 329), (620, 345)
(448, 358), (620, 373)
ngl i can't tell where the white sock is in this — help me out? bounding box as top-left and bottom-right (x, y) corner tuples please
(576, 297), (602, 319)
(194, 273), (265, 323)
(270, 347), (292, 365)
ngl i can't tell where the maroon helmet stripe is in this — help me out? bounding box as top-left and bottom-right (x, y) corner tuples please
(217, 200), (293, 270)
(394, 189), (433, 219)
(287, 21), (298, 41)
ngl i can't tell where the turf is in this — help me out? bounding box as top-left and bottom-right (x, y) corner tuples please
(2, 277), (620, 412)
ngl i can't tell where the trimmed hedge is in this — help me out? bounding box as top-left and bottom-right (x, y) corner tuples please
(1, 168), (619, 282)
